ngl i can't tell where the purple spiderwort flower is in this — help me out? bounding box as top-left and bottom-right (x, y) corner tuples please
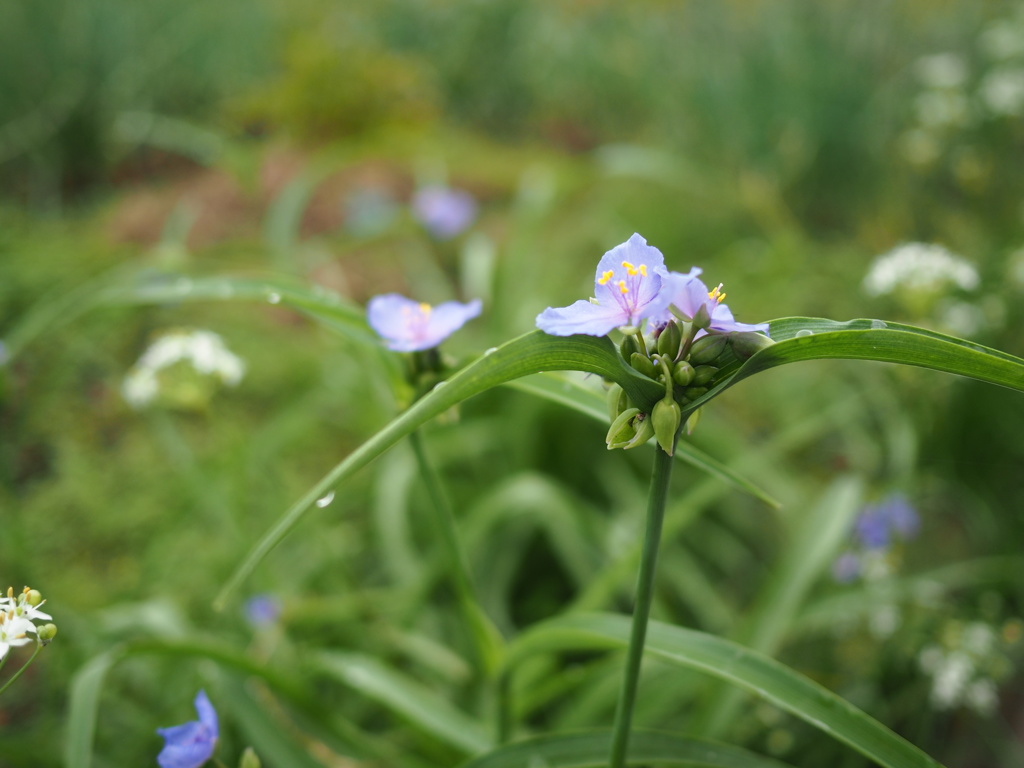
(855, 494), (920, 550)
(855, 507), (892, 550)
(368, 293), (482, 352)
(412, 185), (478, 239)
(156, 690), (218, 768)
(536, 233), (674, 336)
(661, 270), (770, 337)
(244, 594), (281, 629)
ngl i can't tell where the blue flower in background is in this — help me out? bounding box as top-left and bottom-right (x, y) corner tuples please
(661, 271), (770, 337)
(832, 551), (862, 583)
(855, 494), (921, 550)
(536, 233), (674, 336)
(412, 185), (478, 239)
(156, 690), (218, 768)
(368, 293), (482, 352)
(244, 594), (281, 628)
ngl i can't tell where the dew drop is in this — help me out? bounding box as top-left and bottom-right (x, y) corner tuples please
(267, 292), (282, 305)
(315, 491), (335, 508)
(795, 329), (814, 337)
(484, 347), (498, 356)
(870, 319), (888, 330)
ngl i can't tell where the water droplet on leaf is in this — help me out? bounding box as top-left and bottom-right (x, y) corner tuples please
(315, 491), (336, 508)
(267, 292), (282, 304)
(870, 319), (887, 329)
(484, 347), (498, 356)
(795, 329), (814, 337)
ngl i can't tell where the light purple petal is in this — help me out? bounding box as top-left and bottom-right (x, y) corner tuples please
(536, 299), (633, 336)
(194, 691), (218, 735)
(367, 293), (481, 352)
(412, 186), (478, 239)
(590, 234), (672, 326)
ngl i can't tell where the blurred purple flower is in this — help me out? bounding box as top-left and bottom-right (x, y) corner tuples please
(156, 690), (218, 768)
(855, 507), (892, 550)
(880, 493), (920, 538)
(368, 293), (482, 352)
(661, 271), (770, 337)
(244, 595), (281, 628)
(412, 185), (477, 239)
(536, 233), (674, 336)
(832, 551), (862, 583)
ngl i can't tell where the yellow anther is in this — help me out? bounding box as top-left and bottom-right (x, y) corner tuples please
(598, 270), (615, 285)
(621, 261), (649, 277)
(617, 280), (629, 294)
(419, 302), (432, 315)
(708, 283), (726, 303)
(639, 264), (647, 276)
(6, 587), (12, 599)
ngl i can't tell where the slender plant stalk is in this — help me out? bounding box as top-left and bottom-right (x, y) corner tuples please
(408, 429), (500, 677)
(0, 642), (42, 697)
(608, 445), (675, 768)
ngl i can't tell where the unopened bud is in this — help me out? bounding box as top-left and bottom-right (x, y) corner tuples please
(672, 361), (695, 387)
(239, 747), (262, 768)
(630, 352), (657, 379)
(656, 321), (682, 358)
(37, 623), (57, 643)
(26, 590), (42, 607)
(619, 335), (639, 359)
(691, 365), (718, 386)
(691, 303), (712, 330)
(606, 384), (628, 422)
(683, 386), (708, 400)
(728, 331), (775, 360)
(688, 334), (727, 365)
(652, 397), (682, 455)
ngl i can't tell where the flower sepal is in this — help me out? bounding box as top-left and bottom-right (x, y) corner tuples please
(606, 408), (655, 450)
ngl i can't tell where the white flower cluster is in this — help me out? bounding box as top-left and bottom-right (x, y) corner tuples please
(863, 242), (979, 297)
(0, 586), (53, 661)
(918, 619), (1017, 715)
(123, 329), (246, 409)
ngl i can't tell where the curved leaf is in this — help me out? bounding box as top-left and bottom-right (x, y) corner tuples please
(504, 613), (945, 768)
(460, 730), (793, 768)
(214, 330), (657, 607)
(681, 317), (1024, 419)
(313, 651), (492, 754)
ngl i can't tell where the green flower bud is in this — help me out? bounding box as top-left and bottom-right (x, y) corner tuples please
(630, 352), (657, 379)
(691, 365), (718, 386)
(672, 361), (695, 386)
(619, 334), (639, 359)
(37, 623), (57, 643)
(652, 397), (682, 455)
(728, 331), (775, 360)
(688, 334), (728, 365)
(656, 321), (682, 358)
(683, 386), (708, 400)
(691, 303), (712, 330)
(26, 589), (43, 607)
(606, 384), (628, 422)
(606, 407), (655, 450)
(239, 747), (262, 768)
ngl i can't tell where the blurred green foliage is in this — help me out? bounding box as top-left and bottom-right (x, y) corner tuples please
(2, 1), (1024, 766)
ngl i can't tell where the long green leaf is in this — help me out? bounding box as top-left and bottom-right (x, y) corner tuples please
(65, 649), (122, 768)
(504, 613), (945, 768)
(313, 651), (493, 754)
(459, 730), (793, 768)
(681, 317), (1024, 419)
(213, 331), (657, 607)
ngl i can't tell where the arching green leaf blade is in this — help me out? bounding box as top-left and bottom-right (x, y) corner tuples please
(459, 730), (793, 768)
(504, 613), (945, 768)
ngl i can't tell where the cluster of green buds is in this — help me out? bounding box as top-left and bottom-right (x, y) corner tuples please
(606, 320), (774, 456)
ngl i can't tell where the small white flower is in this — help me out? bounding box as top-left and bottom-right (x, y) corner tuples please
(979, 67), (1024, 116)
(914, 90), (971, 129)
(863, 243), (979, 297)
(964, 678), (999, 715)
(930, 650), (973, 709)
(980, 21), (1024, 61)
(0, 613), (34, 661)
(915, 53), (968, 90)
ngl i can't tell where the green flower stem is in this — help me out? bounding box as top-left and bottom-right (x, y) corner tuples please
(0, 642), (42, 697)
(608, 445), (675, 768)
(408, 429), (502, 677)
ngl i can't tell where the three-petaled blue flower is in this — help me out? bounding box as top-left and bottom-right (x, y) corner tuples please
(661, 270), (770, 337)
(536, 233), (675, 336)
(156, 690), (218, 768)
(368, 293), (482, 352)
